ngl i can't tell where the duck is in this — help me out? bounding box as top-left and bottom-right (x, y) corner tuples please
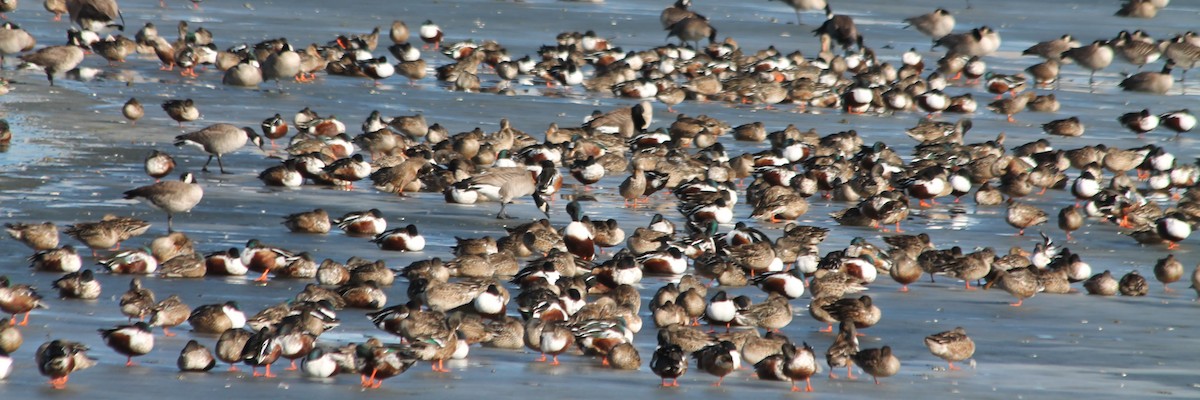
(174, 123), (264, 174)
(563, 201), (596, 261)
(821, 295), (881, 330)
(1043, 116), (1084, 137)
(359, 342), (418, 388)
(119, 97), (143, 125)
(924, 327), (974, 370)
(755, 341), (820, 392)
(987, 91), (1036, 123)
(161, 99), (200, 127)
(203, 247), (246, 276)
(852, 346), (900, 385)
(334, 208), (386, 237)
(889, 254), (922, 292)
(986, 266), (1042, 306)
(693, 340), (739, 386)
(5, 221), (59, 251)
(98, 322), (155, 366)
(188, 301), (246, 334)
(1154, 254), (1184, 292)
(52, 269), (101, 299)
(1159, 109), (1195, 137)
(143, 150), (175, 182)
(372, 224), (425, 252)
(123, 172), (203, 232)
(282, 208), (330, 234)
(29, 245), (81, 273)
(1006, 199), (1048, 235)
(213, 328), (252, 371)
(338, 280), (387, 309)
(148, 294), (190, 336)
(652, 338), (691, 386)
(1084, 269), (1118, 294)
(36, 339), (95, 389)
(177, 339), (216, 372)
(118, 277), (154, 321)
(1116, 0), (1158, 18)
(99, 248), (158, 274)
(825, 321), (858, 379)
(419, 20), (442, 50)
(241, 327), (283, 377)
(0, 276), (47, 326)
(1058, 205), (1085, 241)
(1155, 212), (1192, 249)
(734, 292), (793, 332)
(1119, 270), (1149, 296)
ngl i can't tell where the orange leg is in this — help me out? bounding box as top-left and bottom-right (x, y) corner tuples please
(919, 199), (932, 208)
(287, 360), (298, 371)
(126, 357), (136, 367)
(163, 327), (175, 337)
(550, 355), (560, 366)
(19, 312), (30, 326)
(847, 366), (856, 379)
(899, 285), (910, 292)
(1009, 299), (1024, 307)
(264, 364), (276, 378)
(535, 354), (546, 362)
(254, 270), (270, 282)
(805, 377), (813, 392)
(964, 281), (975, 291)
(1167, 242), (1180, 250)
(948, 362), (960, 371)
(228, 364), (240, 372)
(819, 324), (833, 333)
(712, 376), (725, 387)
(601, 357), (610, 367)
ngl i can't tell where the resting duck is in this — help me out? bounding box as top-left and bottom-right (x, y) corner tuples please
(177, 339), (216, 372)
(821, 295), (880, 331)
(29, 245), (81, 273)
(188, 301), (247, 334)
(283, 208), (331, 234)
(372, 225), (425, 251)
(358, 343), (417, 388)
(52, 269), (102, 300)
(924, 327), (975, 370)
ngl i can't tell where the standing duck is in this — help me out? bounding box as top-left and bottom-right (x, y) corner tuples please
(924, 327), (974, 370)
(5, 221), (59, 251)
(174, 123), (263, 174)
(987, 266), (1043, 306)
(693, 340), (739, 387)
(563, 201), (595, 261)
(825, 321), (858, 379)
(852, 346), (900, 385)
(755, 341), (820, 392)
(1006, 199), (1048, 235)
(419, 20), (442, 50)
(0, 276), (47, 326)
(652, 341), (691, 384)
(36, 339), (95, 389)
(123, 172), (203, 232)
(215, 328), (251, 371)
(241, 327), (282, 377)
(148, 294), (190, 336)
(98, 322), (155, 366)
(821, 295), (881, 331)
(1153, 254), (1184, 292)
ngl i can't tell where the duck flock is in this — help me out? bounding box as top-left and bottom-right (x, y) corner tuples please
(0, 0), (1199, 396)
